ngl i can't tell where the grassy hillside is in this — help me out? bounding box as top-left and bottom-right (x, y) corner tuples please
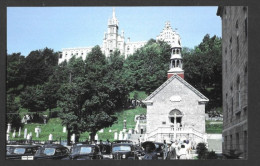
(12, 107), (146, 141)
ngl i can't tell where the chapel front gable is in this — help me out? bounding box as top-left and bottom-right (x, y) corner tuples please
(143, 74), (209, 105)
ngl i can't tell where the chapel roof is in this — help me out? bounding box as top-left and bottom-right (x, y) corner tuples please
(144, 74), (209, 101)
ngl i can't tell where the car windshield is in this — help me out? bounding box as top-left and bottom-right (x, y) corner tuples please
(80, 147), (92, 154)
(43, 148), (56, 156)
(13, 148), (26, 154)
(155, 144), (162, 149)
(112, 146), (131, 152)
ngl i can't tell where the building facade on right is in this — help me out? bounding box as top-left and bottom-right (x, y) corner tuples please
(217, 6), (248, 159)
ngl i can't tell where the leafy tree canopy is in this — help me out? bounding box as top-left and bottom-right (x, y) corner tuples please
(122, 39), (171, 94)
(183, 34), (222, 110)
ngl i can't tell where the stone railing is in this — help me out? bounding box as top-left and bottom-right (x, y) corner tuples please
(146, 126), (206, 141)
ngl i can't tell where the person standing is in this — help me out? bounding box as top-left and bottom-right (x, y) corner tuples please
(163, 140), (168, 160)
(142, 141), (158, 160)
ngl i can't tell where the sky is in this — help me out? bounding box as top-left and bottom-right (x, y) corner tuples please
(7, 7), (221, 56)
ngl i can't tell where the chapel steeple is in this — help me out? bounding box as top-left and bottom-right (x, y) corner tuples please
(167, 35), (184, 79)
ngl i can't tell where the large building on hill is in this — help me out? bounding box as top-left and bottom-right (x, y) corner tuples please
(217, 6), (248, 159)
(142, 30), (209, 145)
(58, 8), (181, 64)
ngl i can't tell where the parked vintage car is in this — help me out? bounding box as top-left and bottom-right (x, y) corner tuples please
(6, 144), (42, 160)
(97, 143), (112, 159)
(134, 144), (145, 159)
(34, 144), (70, 160)
(154, 142), (164, 159)
(111, 142), (139, 160)
(64, 144), (102, 160)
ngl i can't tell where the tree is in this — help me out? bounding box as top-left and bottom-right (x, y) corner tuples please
(43, 81), (60, 118)
(6, 94), (23, 130)
(24, 48), (58, 87)
(58, 46), (128, 144)
(183, 34), (222, 110)
(122, 39), (171, 94)
(20, 85), (46, 113)
(7, 53), (26, 91)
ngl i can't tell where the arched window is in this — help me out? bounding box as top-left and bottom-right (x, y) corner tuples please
(169, 109), (183, 125)
(169, 109), (182, 116)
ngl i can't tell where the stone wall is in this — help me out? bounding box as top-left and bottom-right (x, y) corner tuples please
(217, 6), (248, 159)
(146, 78), (206, 134)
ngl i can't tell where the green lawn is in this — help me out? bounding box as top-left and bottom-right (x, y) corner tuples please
(205, 121), (223, 134)
(12, 107), (146, 141)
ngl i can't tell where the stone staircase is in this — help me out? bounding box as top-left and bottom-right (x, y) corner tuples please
(128, 134), (143, 143)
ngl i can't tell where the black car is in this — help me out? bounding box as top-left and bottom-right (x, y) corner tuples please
(65, 144), (102, 160)
(34, 144), (69, 160)
(133, 144), (145, 159)
(154, 142), (164, 159)
(97, 143), (112, 159)
(6, 145), (42, 160)
(111, 143), (139, 160)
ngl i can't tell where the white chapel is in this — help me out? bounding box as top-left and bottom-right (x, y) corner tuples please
(140, 37), (209, 144)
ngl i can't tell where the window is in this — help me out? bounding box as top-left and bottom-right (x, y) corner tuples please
(236, 75), (241, 108)
(230, 49), (233, 65)
(162, 121), (166, 125)
(225, 136), (228, 150)
(236, 133), (240, 150)
(237, 36), (239, 54)
(59, 54), (62, 58)
(244, 130), (247, 158)
(244, 65), (248, 102)
(230, 135), (233, 150)
(236, 20), (239, 29)
(231, 97), (233, 122)
(225, 60), (227, 74)
(244, 18), (248, 37)
(236, 112), (241, 120)
(226, 102), (229, 123)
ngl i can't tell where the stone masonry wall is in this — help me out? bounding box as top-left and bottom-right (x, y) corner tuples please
(146, 78), (206, 134)
(219, 6), (248, 159)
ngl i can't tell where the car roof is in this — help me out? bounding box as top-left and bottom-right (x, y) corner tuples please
(72, 144), (97, 148)
(7, 145), (41, 148)
(112, 140), (133, 143)
(43, 144), (66, 148)
(112, 143), (133, 146)
(154, 142), (164, 145)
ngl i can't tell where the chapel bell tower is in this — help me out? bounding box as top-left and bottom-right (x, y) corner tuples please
(167, 45), (184, 79)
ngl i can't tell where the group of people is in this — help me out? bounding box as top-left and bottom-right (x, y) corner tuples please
(163, 139), (192, 160)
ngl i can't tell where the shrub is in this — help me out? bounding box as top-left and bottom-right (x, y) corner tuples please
(207, 150), (218, 159)
(196, 142), (208, 159)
